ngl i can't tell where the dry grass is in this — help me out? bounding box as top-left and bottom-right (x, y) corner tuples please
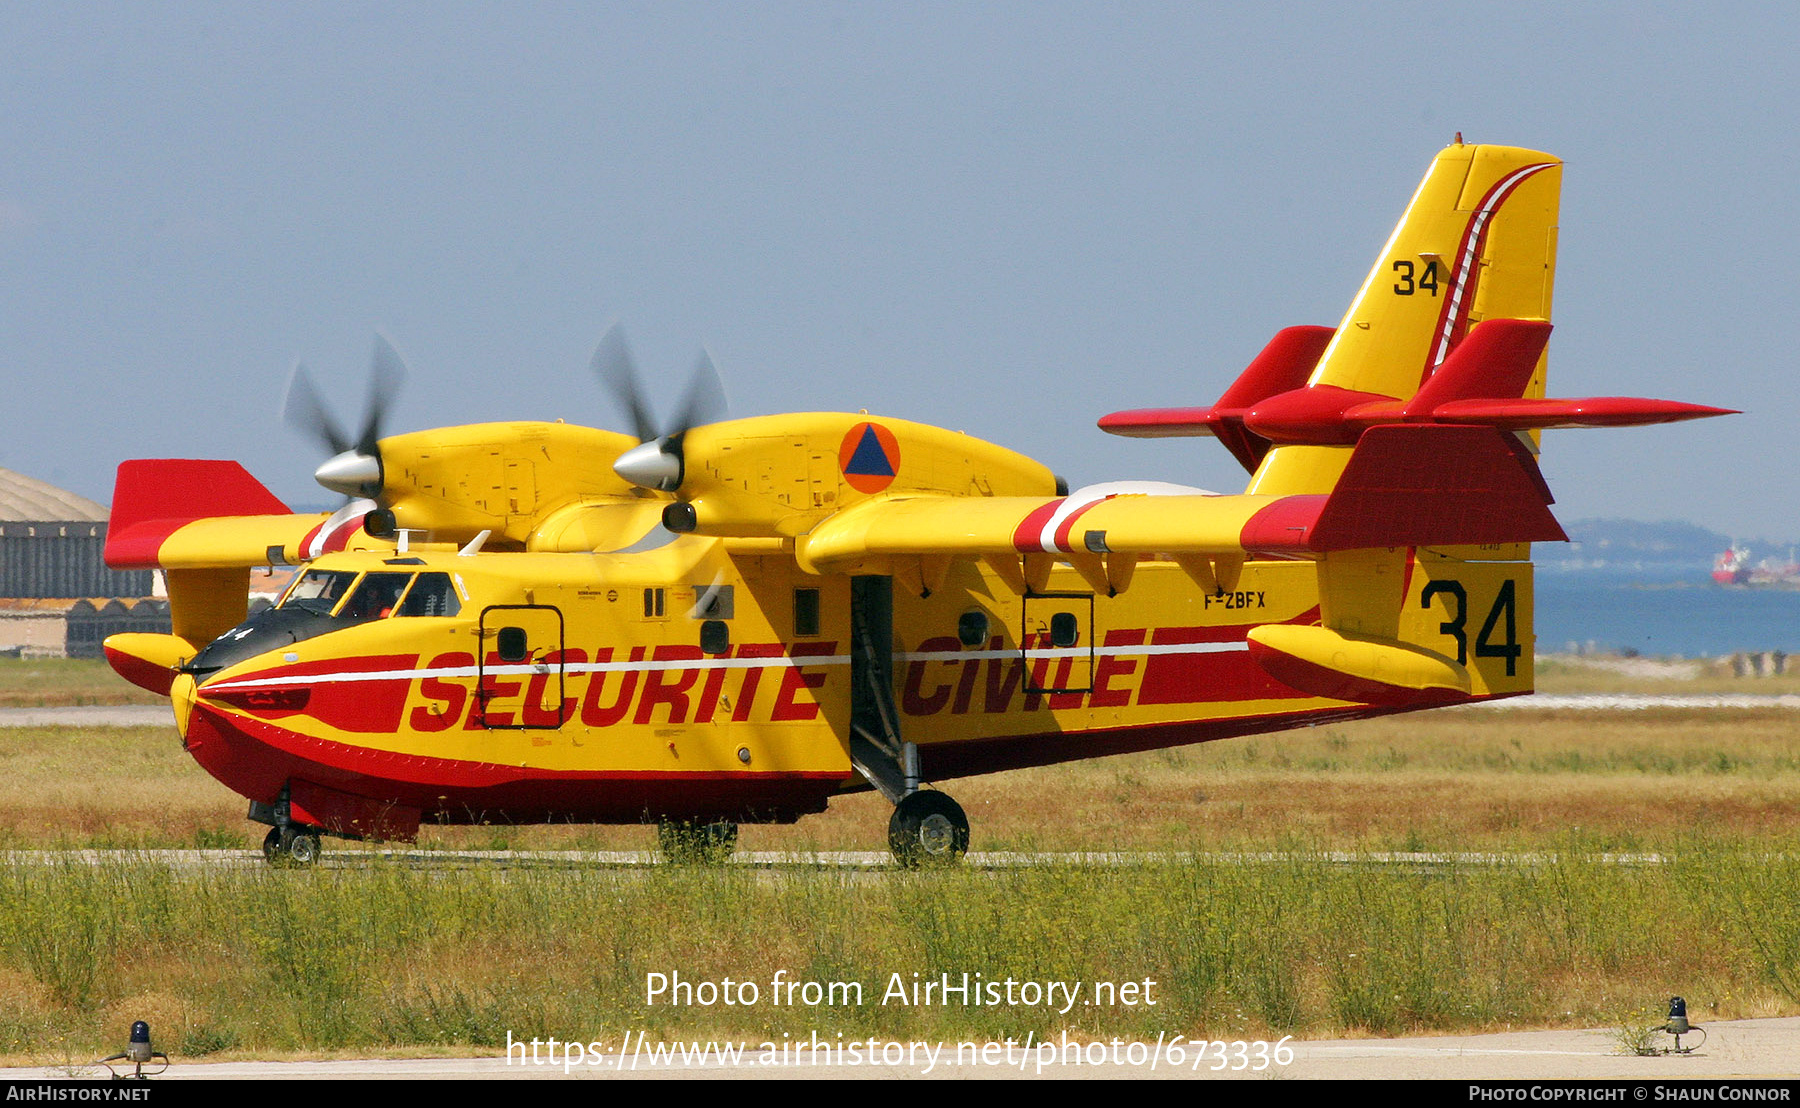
(3, 658), (1799, 1061)
(3, 653), (1798, 851)
(2, 705), (1796, 855)
(0, 657), (162, 707)
(1537, 653), (1800, 695)
(2, 847), (1796, 1064)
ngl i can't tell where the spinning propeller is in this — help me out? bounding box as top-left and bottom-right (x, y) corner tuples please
(592, 323), (727, 492)
(283, 335), (408, 501)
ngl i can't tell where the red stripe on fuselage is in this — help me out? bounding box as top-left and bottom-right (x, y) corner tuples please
(181, 702), (847, 826)
(1135, 615), (1317, 706)
(201, 654), (417, 734)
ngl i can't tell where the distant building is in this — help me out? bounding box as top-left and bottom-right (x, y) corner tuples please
(0, 467), (168, 657)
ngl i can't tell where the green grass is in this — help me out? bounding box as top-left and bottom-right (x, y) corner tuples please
(2, 657), (1798, 1061)
(1, 844), (1795, 1064)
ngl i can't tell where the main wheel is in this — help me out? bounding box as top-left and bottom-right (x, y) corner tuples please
(657, 820), (738, 864)
(888, 790), (970, 866)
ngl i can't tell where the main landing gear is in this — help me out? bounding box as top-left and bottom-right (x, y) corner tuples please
(848, 576), (972, 867)
(262, 824), (323, 866)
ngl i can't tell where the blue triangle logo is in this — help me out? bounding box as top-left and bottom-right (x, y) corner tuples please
(844, 426), (895, 477)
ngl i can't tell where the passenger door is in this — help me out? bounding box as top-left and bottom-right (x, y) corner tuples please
(477, 604), (567, 729)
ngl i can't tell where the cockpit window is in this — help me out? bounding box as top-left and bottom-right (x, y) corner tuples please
(397, 573), (462, 617)
(340, 572), (414, 620)
(186, 566), (467, 677)
(281, 570), (360, 613)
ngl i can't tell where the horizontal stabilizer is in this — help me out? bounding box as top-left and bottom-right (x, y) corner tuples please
(1424, 396), (1738, 429)
(1193, 319), (1735, 446)
(1097, 326), (1334, 471)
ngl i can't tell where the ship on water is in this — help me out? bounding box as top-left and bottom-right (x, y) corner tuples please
(1713, 544), (1800, 587)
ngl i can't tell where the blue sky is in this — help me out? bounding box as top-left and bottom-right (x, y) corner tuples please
(1, 2), (1791, 538)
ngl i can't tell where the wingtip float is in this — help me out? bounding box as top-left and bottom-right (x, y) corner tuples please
(105, 143), (1730, 866)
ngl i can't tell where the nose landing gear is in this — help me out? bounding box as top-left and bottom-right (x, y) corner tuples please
(261, 824), (323, 866)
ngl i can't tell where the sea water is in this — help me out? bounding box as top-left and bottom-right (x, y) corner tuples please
(1535, 569), (1800, 658)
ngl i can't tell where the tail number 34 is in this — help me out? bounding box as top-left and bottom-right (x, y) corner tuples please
(1420, 579), (1521, 676)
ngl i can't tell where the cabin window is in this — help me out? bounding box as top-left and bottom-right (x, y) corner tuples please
(958, 610), (989, 647)
(397, 573), (461, 617)
(794, 588), (820, 636)
(280, 570), (360, 614)
(339, 572), (414, 620)
(496, 625), (530, 663)
(692, 585), (734, 620)
(700, 619), (730, 655)
(1049, 611), (1080, 648)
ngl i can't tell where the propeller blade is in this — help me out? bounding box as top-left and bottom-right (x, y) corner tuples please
(282, 363), (353, 456)
(598, 327), (733, 494)
(284, 336), (407, 502)
(356, 333), (409, 456)
(670, 348), (728, 435)
(591, 324), (660, 444)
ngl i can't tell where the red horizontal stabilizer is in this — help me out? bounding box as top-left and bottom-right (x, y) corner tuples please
(106, 459), (290, 568)
(1239, 425), (1566, 554)
(1429, 397), (1739, 429)
(1097, 325), (1333, 473)
(1216, 325), (1336, 409)
(1096, 406), (1217, 438)
(1405, 318), (1552, 415)
(1243, 385), (1398, 445)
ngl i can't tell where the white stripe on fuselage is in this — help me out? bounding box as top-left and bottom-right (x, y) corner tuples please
(200, 638), (1250, 692)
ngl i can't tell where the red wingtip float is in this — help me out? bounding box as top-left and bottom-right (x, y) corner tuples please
(104, 144), (1732, 865)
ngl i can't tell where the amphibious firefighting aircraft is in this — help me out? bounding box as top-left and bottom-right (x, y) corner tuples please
(102, 142), (1729, 865)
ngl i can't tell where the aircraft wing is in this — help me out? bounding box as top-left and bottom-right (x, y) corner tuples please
(797, 425), (1566, 578)
(105, 459), (370, 570)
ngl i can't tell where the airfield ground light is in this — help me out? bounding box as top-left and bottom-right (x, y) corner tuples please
(98, 1020), (169, 1080)
(1659, 995), (1706, 1054)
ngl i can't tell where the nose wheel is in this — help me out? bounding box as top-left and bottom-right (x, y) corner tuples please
(888, 790), (969, 866)
(262, 825), (323, 866)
